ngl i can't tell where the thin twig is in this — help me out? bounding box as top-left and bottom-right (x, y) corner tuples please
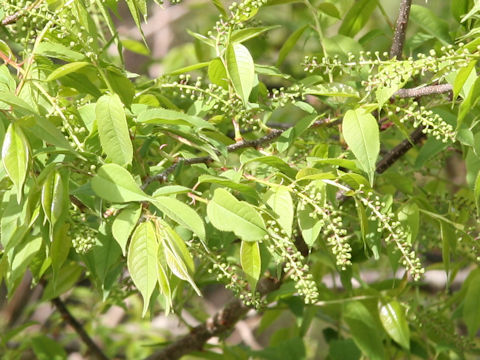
(394, 84), (452, 98)
(390, 0), (412, 59)
(51, 297), (109, 360)
(376, 126), (426, 174)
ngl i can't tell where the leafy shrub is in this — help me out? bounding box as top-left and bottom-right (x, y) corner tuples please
(1, 0), (480, 359)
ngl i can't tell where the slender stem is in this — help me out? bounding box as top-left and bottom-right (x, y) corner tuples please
(51, 297), (109, 360)
(303, 0), (333, 82)
(390, 0), (413, 59)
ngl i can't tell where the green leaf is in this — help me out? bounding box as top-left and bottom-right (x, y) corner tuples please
(167, 62), (210, 76)
(276, 114), (318, 153)
(317, 3), (340, 19)
(151, 196), (206, 241)
(452, 0), (472, 22)
(458, 77), (480, 129)
(112, 204), (142, 256)
(339, 0), (377, 37)
(342, 109), (379, 185)
(231, 26), (280, 43)
(226, 43), (255, 104)
(186, 29), (215, 47)
(91, 164), (150, 203)
(31, 335), (67, 360)
(121, 38), (150, 55)
(207, 188), (267, 242)
(453, 60), (476, 100)
(41, 170), (65, 227)
(156, 238), (172, 313)
(344, 301), (385, 360)
(137, 108), (215, 130)
(157, 220), (201, 295)
(21, 116), (72, 150)
(378, 300), (410, 350)
(41, 263), (82, 301)
(2, 124), (29, 203)
(243, 154), (297, 178)
(265, 186), (293, 236)
(463, 269), (480, 337)
(208, 58), (229, 89)
(127, 221), (158, 316)
(410, 5), (452, 45)
(211, 0), (227, 16)
(46, 62), (90, 81)
(96, 94), (133, 166)
(36, 42), (86, 62)
(240, 240), (261, 290)
(51, 223), (71, 277)
(198, 174), (258, 200)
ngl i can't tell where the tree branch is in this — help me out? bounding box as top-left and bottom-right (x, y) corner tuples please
(376, 125), (426, 174)
(390, 0), (412, 59)
(1, 0), (43, 26)
(51, 297), (109, 360)
(145, 277), (279, 360)
(142, 117), (338, 187)
(394, 84), (452, 98)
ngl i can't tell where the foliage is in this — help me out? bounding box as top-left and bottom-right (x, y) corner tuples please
(1, 0), (480, 359)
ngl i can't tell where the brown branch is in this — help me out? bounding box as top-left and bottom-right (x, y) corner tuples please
(145, 299), (247, 360)
(394, 84), (452, 98)
(1, 0), (43, 26)
(51, 297), (109, 360)
(390, 0), (412, 59)
(142, 117), (337, 187)
(376, 125), (426, 174)
(145, 277), (279, 360)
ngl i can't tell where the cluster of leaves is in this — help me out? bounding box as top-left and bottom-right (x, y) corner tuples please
(1, 0), (480, 359)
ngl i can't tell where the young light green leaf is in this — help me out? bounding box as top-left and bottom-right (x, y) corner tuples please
(208, 58), (229, 89)
(166, 62), (209, 76)
(342, 109), (379, 185)
(453, 60), (477, 100)
(265, 186), (293, 236)
(156, 239), (172, 314)
(96, 94), (133, 166)
(207, 188), (267, 242)
(157, 221), (201, 295)
(112, 204), (142, 256)
(46, 62), (90, 81)
(458, 77), (480, 129)
(150, 196), (206, 241)
(378, 300), (410, 350)
(410, 5), (452, 45)
(339, 0), (377, 37)
(41, 170), (65, 227)
(2, 124), (29, 203)
(127, 221), (158, 316)
(240, 240), (261, 290)
(226, 43), (255, 104)
(91, 164), (150, 203)
(231, 26), (280, 43)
